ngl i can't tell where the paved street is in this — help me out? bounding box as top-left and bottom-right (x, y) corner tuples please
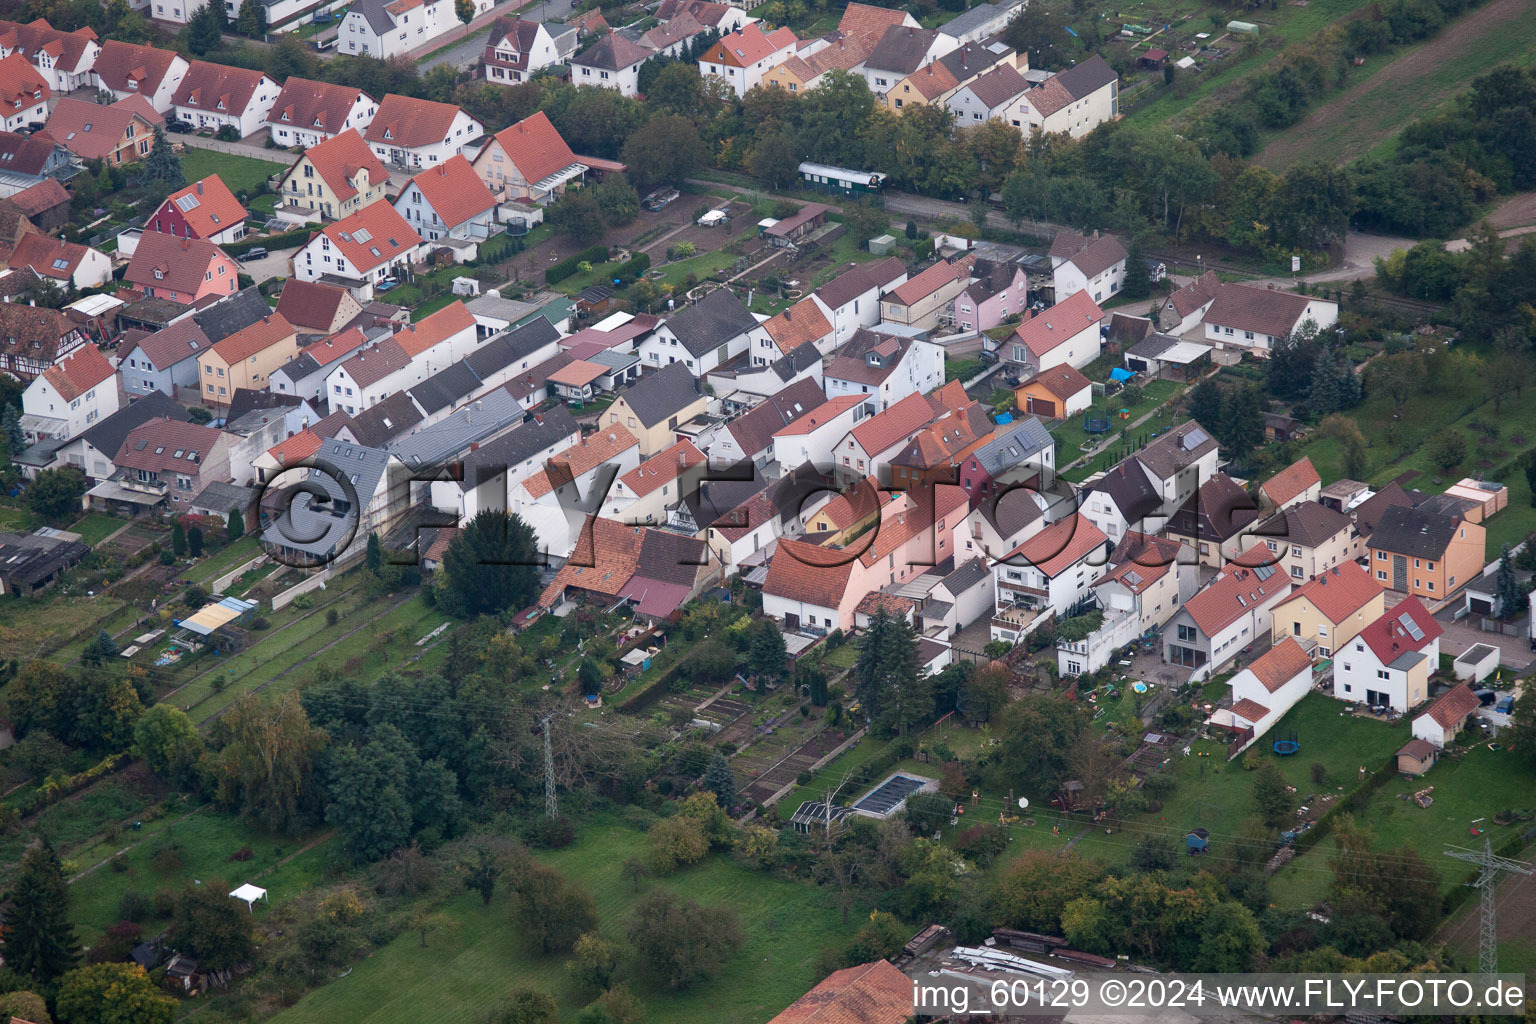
(174, 133), (300, 165)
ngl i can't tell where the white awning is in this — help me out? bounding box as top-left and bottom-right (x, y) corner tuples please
(1158, 340), (1212, 364)
(229, 883), (267, 908)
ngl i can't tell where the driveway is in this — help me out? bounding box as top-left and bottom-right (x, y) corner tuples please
(414, 0), (572, 70)
(236, 246), (300, 286)
(175, 133), (300, 166)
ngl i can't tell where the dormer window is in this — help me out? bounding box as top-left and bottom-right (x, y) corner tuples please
(282, 110), (291, 120)
(154, 269), (164, 279)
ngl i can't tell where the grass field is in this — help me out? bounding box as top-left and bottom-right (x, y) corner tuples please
(70, 514), (124, 546)
(1052, 379), (1185, 467)
(270, 820), (864, 1024)
(181, 149), (287, 196)
(1257, 0), (1536, 169)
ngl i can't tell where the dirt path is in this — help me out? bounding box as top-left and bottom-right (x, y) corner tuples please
(1258, 0), (1525, 170)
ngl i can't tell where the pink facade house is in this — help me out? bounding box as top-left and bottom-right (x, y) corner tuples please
(952, 262), (1029, 331)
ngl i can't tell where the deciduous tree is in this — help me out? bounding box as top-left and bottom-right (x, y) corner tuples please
(510, 861), (597, 954)
(626, 889), (743, 990)
(209, 692), (327, 833)
(56, 963), (174, 1024)
(172, 884), (254, 970)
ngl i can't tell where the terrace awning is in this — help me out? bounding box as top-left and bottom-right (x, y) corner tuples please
(180, 596), (258, 636)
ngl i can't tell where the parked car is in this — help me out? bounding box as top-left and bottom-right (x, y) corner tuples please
(977, 349), (998, 364)
(23, 121), (45, 133)
(1496, 696), (1514, 714)
(1474, 689), (1497, 707)
(239, 247), (268, 262)
(167, 119), (195, 134)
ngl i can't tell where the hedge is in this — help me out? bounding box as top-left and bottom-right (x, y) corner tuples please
(546, 244), (612, 285)
(913, 237), (935, 261)
(225, 227), (314, 256)
(1291, 752), (1397, 855)
(614, 251), (650, 287)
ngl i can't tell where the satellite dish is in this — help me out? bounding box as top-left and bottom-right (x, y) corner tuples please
(1017, 797), (1030, 809)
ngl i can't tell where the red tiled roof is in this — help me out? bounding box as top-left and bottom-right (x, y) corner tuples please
(317, 201), (421, 274)
(8, 233), (92, 281)
(8, 177), (67, 216)
(848, 390), (943, 456)
(45, 96), (156, 162)
(523, 425), (639, 499)
(1018, 364), (1090, 402)
(1167, 270), (1221, 318)
(1274, 560), (1380, 622)
(172, 60), (272, 118)
(0, 52), (47, 108)
(1419, 682), (1480, 731)
(1248, 637), (1312, 693)
(124, 317), (209, 369)
(702, 23), (798, 68)
(41, 343), (113, 401)
(619, 439), (705, 497)
(1230, 697), (1271, 724)
(299, 325), (369, 364)
(90, 40), (182, 97)
(767, 961), (918, 1024)
(762, 296), (833, 355)
(763, 536), (856, 609)
(211, 314), (294, 365)
(0, 18), (96, 70)
(113, 417), (223, 474)
(887, 254), (974, 307)
(548, 358), (606, 387)
(125, 232), (229, 295)
(265, 76), (371, 135)
(1011, 290), (1103, 358)
(1005, 513), (1108, 578)
(404, 154), (496, 229)
(1261, 455), (1321, 507)
(903, 58), (960, 98)
(1051, 229), (1128, 280)
(275, 279), (352, 332)
(336, 335), (409, 388)
(298, 128), (388, 202)
(364, 93), (473, 149)
(159, 175), (248, 239)
(490, 111), (578, 187)
(774, 394), (862, 436)
(1358, 597), (1441, 665)
(1183, 544), (1291, 636)
(539, 514), (643, 606)
(1096, 532), (1179, 594)
(838, 2), (910, 39)
(392, 300), (473, 357)
(265, 428), (321, 466)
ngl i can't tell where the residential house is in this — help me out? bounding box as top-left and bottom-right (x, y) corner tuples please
(91, 417), (234, 515)
(261, 436), (399, 567)
(1049, 229), (1128, 304)
(1163, 471), (1261, 566)
(1059, 531), (1191, 675)
(888, 401), (993, 488)
(538, 514), (712, 620)
(544, 353), (640, 406)
(510, 424), (640, 559)
(395, 154), (498, 241)
(813, 256), (908, 347)
(462, 316), (562, 392)
(698, 23), (799, 97)
(292, 201), (423, 301)
(90, 40), (187, 112)
(764, 483), (970, 631)
(322, 301), (476, 411)
(0, 53), (47, 133)
(1002, 290), (1104, 376)
(20, 344), (117, 442)
(823, 328), (944, 414)
(921, 556), (995, 637)
(703, 481), (788, 572)
(0, 131), (72, 198)
(656, 0), (751, 32)
(1411, 682), (1480, 749)
(45, 96), (157, 165)
(766, 962), (912, 1024)
(1366, 504), (1484, 600)
(1331, 597), (1442, 711)
(1080, 458), (1164, 543)
(196, 314), (298, 407)
(600, 438), (707, 525)
(763, 34), (880, 94)
(1162, 546), (1291, 674)
(771, 393), (863, 474)
(149, 175), (248, 245)
(637, 13), (714, 61)
(1157, 270), (1220, 335)
(991, 513), (1110, 640)
(0, 302), (89, 380)
(947, 63), (1028, 125)
(803, 473), (881, 542)
(1008, 54), (1119, 138)
(277, 128), (390, 220)
(170, 61), (280, 137)
(471, 111), (587, 205)
(939, 0), (1024, 45)
(345, 389), (423, 446)
(709, 342), (822, 410)
(340, 0), (469, 59)
(832, 383), (966, 483)
(1258, 456), (1322, 512)
(364, 93), (485, 170)
(1223, 636), (1314, 753)
(571, 34), (655, 96)
(1203, 283), (1339, 354)
(119, 319), (209, 399)
(638, 287), (765, 375)
(1270, 559), (1385, 661)
(1123, 331), (1211, 381)
(269, 325), (378, 403)
(884, 39), (1016, 111)
(265, 78), (376, 150)
(274, 279), (363, 337)
(1014, 364), (1091, 420)
(1132, 418), (1220, 515)
(430, 404), (579, 521)
(1351, 480), (1416, 536)
(861, 25), (952, 95)
(38, 390), (187, 484)
(952, 259), (1028, 331)
(710, 376), (826, 468)
(602, 362), (707, 457)
(0, 18), (99, 93)
(759, 296), (836, 360)
(956, 414), (1054, 503)
(481, 17), (578, 83)
(6, 233), (111, 289)
(881, 253), (974, 329)
(124, 233), (239, 303)
(1251, 500), (1359, 582)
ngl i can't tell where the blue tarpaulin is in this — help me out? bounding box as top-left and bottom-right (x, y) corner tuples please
(1110, 368), (1136, 382)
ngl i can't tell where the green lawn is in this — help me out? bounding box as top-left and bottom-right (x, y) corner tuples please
(1053, 379), (1185, 470)
(68, 513), (123, 547)
(187, 536), (263, 585)
(180, 149), (288, 196)
(270, 820), (864, 1024)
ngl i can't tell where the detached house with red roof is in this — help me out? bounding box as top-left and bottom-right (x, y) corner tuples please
(1162, 545), (1292, 674)
(394, 154), (498, 241)
(293, 201), (423, 301)
(21, 344), (118, 442)
(765, 962), (913, 1024)
(823, 328), (944, 414)
(90, 40), (187, 112)
(1260, 455), (1321, 511)
(44, 95), (157, 165)
(813, 256), (907, 347)
(1222, 636), (1314, 753)
(6, 233), (110, 289)
(264, 77), (377, 149)
(195, 313), (299, 407)
(1332, 597), (1442, 712)
(998, 289), (1104, 376)
(274, 279), (363, 337)
(93, 418), (234, 515)
(1412, 681), (1480, 749)
(699, 23), (799, 97)
(150, 175), (249, 245)
(472, 111), (589, 206)
(124, 232), (239, 303)
(991, 513), (1111, 639)
(0, 53), (48, 133)
(832, 383), (968, 483)
(0, 18), (99, 94)
(365, 93), (485, 170)
(881, 253), (975, 329)
(481, 17), (578, 84)
(277, 128), (391, 220)
(1270, 559), (1385, 661)
(170, 61), (280, 138)
(1202, 282), (1339, 354)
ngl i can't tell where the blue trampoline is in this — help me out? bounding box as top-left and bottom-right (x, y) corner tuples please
(1273, 732), (1300, 756)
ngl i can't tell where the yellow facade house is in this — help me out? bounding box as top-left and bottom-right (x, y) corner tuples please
(276, 128), (391, 220)
(196, 314), (299, 407)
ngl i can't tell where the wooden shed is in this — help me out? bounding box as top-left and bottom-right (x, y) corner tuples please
(1396, 738), (1438, 776)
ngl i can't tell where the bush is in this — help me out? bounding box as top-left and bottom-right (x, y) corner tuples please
(119, 889), (151, 922)
(528, 815), (576, 849)
(546, 244), (613, 285)
(614, 252), (650, 287)
(325, 608), (339, 626)
(158, 550), (176, 566)
(913, 238), (935, 261)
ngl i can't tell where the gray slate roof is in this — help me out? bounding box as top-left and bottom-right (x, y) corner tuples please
(940, 556), (991, 596)
(459, 404), (579, 484)
(969, 415), (1051, 477)
(770, 342), (821, 382)
(464, 317), (559, 378)
(409, 362), (482, 416)
(388, 387), (525, 468)
(1093, 458), (1163, 523)
(346, 391), (423, 447)
(1054, 53), (1118, 99)
(939, 1), (1015, 37)
(865, 25), (941, 74)
(350, 0), (398, 35)
(663, 288), (759, 358)
(1135, 419), (1217, 481)
(193, 287), (271, 345)
(75, 390), (190, 459)
(1368, 504), (1461, 559)
(618, 361), (701, 428)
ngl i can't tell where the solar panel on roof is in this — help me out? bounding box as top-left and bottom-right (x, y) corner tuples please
(352, 227), (373, 243)
(175, 194), (200, 211)
(1400, 612), (1425, 641)
(1181, 427), (1210, 451)
(1253, 563), (1275, 581)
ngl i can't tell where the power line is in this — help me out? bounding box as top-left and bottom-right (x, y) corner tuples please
(1443, 838), (1533, 974)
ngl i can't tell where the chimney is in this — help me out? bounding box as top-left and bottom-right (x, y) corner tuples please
(196, 180), (203, 196)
